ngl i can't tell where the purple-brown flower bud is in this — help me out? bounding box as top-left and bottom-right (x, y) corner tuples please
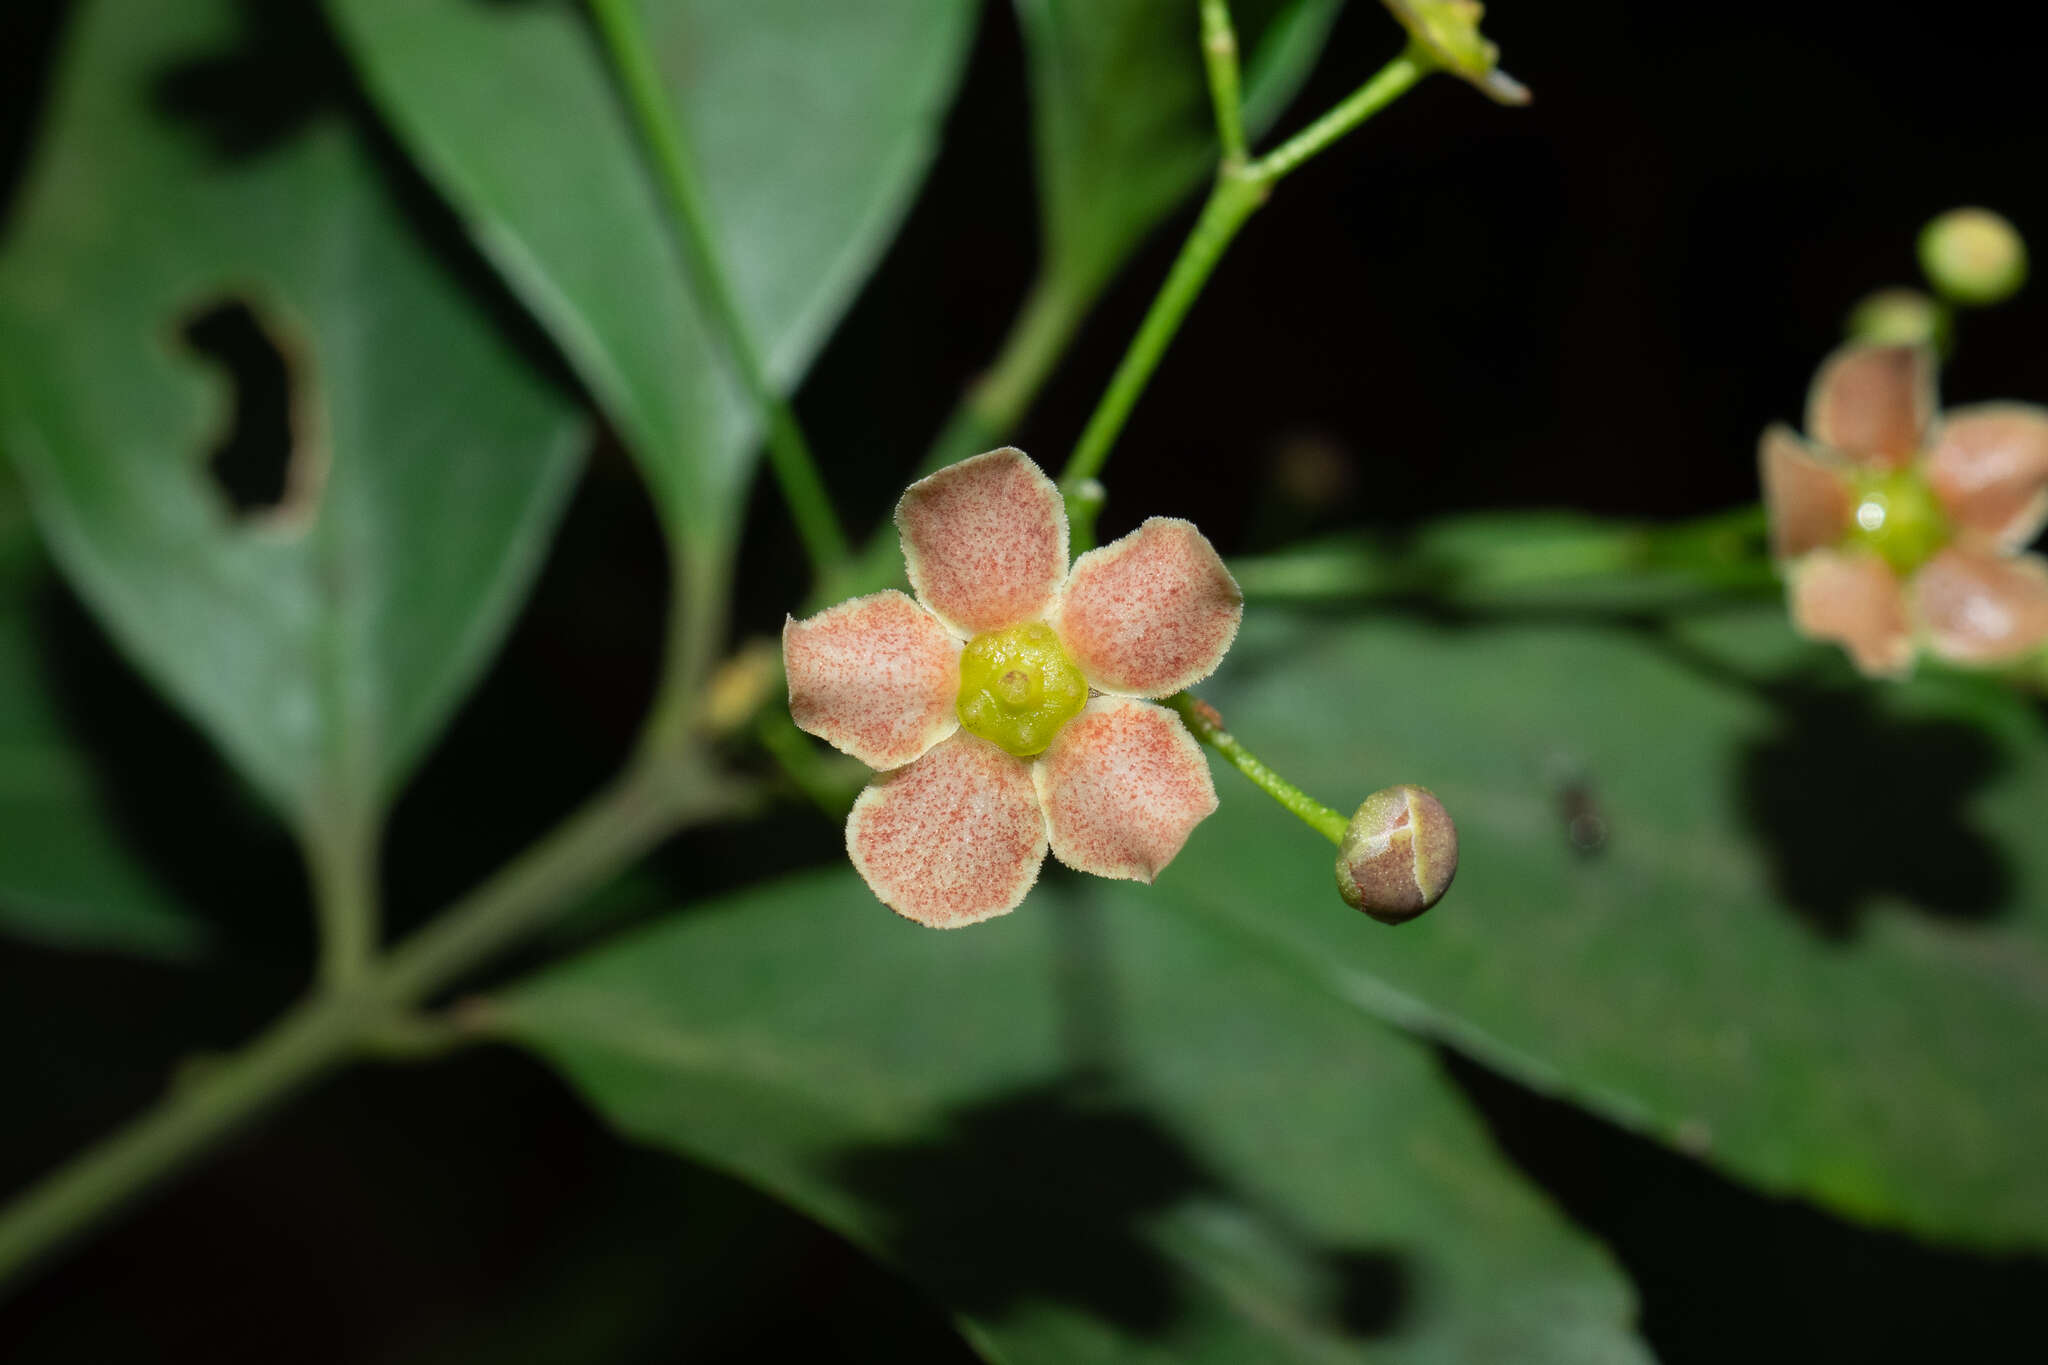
(1335, 785), (1458, 924)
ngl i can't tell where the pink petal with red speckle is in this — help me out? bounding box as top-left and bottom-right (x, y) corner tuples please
(1789, 548), (1913, 677)
(1760, 425), (1855, 559)
(1805, 344), (1934, 470)
(784, 591), (961, 771)
(1052, 518), (1243, 698)
(1911, 546), (2048, 665)
(847, 733), (1047, 928)
(1033, 698), (1217, 884)
(1925, 404), (2048, 548)
(895, 448), (1069, 637)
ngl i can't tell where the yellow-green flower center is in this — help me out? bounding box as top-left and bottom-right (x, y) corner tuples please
(1846, 467), (1950, 576)
(956, 621), (1088, 757)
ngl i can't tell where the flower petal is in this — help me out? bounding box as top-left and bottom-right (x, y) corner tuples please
(1052, 518), (1243, 698)
(896, 448), (1069, 636)
(1033, 698), (1218, 883)
(784, 591), (960, 770)
(1759, 424), (1854, 559)
(847, 733), (1047, 928)
(1925, 404), (2048, 548)
(1805, 344), (1935, 470)
(1910, 546), (2048, 666)
(1788, 548), (1913, 677)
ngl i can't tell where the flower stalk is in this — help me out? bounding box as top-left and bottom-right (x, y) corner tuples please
(586, 0), (850, 579)
(1165, 692), (1348, 844)
(1058, 38), (1436, 546)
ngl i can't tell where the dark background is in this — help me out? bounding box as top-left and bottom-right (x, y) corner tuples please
(4, 1), (2047, 1360)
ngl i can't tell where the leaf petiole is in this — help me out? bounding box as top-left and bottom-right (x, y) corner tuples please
(585, 0), (851, 580)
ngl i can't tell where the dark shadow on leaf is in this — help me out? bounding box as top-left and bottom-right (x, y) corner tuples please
(151, 0), (347, 161)
(1268, 582), (2022, 943)
(1634, 628), (2015, 939)
(152, 0), (581, 401)
(1734, 674), (2009, 938)
(34, 575), (309, 960)
(1445, 1047), (2048, 1364)
(823, 882), (1408, 1341)
(824, 1075), (1410, 1342)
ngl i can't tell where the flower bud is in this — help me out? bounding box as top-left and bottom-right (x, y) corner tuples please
(1918, 207), (2027, 307)
(1845, 287), (1949, 351)
(1382, 1), (1530, 105)
(1335, 785), (1459, 924)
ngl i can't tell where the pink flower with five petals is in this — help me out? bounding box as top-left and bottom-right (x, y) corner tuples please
(1761, 343), (2048, 676)
(784, 448), (1243, 927)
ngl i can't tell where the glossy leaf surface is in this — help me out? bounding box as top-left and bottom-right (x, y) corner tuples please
(329, 0), (977, 556)
(0, 0), (586, 833)
(502, 869), (1650, 1364)
(0, 471), (203, 959)
(1174, 602), (2048, 1248)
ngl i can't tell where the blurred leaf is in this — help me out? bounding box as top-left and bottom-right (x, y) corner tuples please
(1017, 0), (1345, 300)
(0, 0), (586, 839)
(329, 0), (978, 559)
(0, 470), (202, 959)
(1169, 602), (2048, 1249)
(499, 869), (1650, 1364)
(1230, 510), (1777, 609)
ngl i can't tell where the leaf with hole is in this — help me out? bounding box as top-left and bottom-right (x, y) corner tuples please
(0, 470), (205, 960)
(0, 0), (586, 845)
(327, 0), (978, 563)
(1162, 600), (2048, 1249)
(499, 868), (1651, 1364)
(1017, 0), (1347, 303)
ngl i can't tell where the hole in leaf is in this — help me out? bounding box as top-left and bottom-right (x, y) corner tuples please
(179, 297), (321, 524)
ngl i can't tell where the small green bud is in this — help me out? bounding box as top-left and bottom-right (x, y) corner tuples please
(1918, 207), (2027, 307)
(1382, 1), (1530, 105)
(1335, 785), (1459, 924)
(1845, 288), (1950, 351)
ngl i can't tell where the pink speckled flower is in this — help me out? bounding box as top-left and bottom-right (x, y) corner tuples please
(1761, 343), (2048, 676)
(783, 448), (1242, 927)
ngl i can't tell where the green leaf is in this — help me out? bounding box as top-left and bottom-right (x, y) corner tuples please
(0, 470), (203, 959)
(1017, 0), (1345, 299)
(0, 0), (586, 837)
(328, 0), (978, 558)
(1169, 601), (2048, 1249)
(500, 869), (1650, 1364)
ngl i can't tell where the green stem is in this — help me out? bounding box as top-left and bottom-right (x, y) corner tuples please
(0, 993), (356, 1289)
(377, 763), (743, 1007)
(586, 0), (850, 577)
(1060, 168), (1268, 547)
(1199, 0), (1248, 167)
(1254, 45), (1430, 182)
(1167, 693), (1347, 844)
(756, 709), (860, 818)
(821, 271), (1094, 610)
(958, 272), (1092, 456)
(303, 807), (380, 992)
(639, 539), (736, 756)
(0, 762), (752, 1292)
(1058, 48), (1431, 546)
